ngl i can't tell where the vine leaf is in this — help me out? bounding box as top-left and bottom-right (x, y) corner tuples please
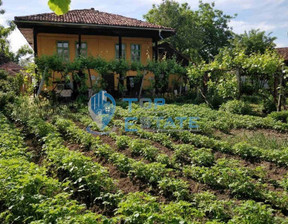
(48, 0), (71, 15)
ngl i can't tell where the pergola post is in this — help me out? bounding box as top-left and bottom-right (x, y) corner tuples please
(118, 36), (122, 59)
(154, 40), (158, 61)
(33, 27), (38, 56)
(78, 33), (82, 57)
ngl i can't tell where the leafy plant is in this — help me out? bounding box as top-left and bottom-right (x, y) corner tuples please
(220, 100), (252, 115)
(158, 177), (189, 200)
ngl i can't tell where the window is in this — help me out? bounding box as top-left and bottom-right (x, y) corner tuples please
(131, 44), (141, 62)
(76, 42), (87, 57)
(115, 44), (126, 59)
(57, 41), (69, 61)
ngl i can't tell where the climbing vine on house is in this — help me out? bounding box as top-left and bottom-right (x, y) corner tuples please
(35, 55), (187, 100)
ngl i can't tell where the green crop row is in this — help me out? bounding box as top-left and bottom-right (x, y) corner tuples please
(22, 117), (117, 210)
(113, 118), (288, 168)
(57, 114), (288, 223)
(108, 120), (288, 212)
(115, 104), (288, 133)
(3, 110), (205, 223)
(0, 114), (109, 223)
(54, 117), (191, 201)
(171, 131), (288, 167)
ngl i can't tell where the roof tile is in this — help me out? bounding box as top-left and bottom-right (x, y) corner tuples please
(15, 9), (174, 31)
(276, 47), (288, 61)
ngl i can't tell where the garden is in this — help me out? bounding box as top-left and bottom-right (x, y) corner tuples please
(1, 60), (288, 222)
(1, 0), (288, 223)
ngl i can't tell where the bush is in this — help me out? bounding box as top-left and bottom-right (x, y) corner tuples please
(263, 96), (277, 114)
(220, 100), (252, 115)
(269, 111), (288, 123)
(0, 70), (18, 109)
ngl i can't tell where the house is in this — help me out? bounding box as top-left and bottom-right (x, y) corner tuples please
(276, 47), (288, 65)
(0, 62), (23, 76)
(156, 42), (190, 66)
(14, 9), (176, 95)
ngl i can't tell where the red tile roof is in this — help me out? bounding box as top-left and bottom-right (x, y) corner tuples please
(0, 62), (23, 75)
(276, 47), (288, 61)
(15, 9), (174, 31)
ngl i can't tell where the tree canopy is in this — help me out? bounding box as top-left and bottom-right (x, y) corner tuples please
(232, 29), (277, 55)
(0, 0), (33, 65)
(144, 0), (235, 62)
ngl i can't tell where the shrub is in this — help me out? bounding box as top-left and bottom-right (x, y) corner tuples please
(269, 111), (288, 123)
(220, 100), (252, 115)
(263, 96), (277, 114)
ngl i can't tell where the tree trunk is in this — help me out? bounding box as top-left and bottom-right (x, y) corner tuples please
(202, 72), (208, 99)
(236, 68), (241, 99)
(138, 70), (147, 101)
(273, 74), (278, 106)
(88, 68), (93, 88)
(277, 73), (284, 112)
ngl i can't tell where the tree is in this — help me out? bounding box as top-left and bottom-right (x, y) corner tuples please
(0, 26), (15, 65)
(232, 29), (276, 55)
(144, 0), (235, 62)
(0, 0), (4, 14)
(0, 1), (33, 65)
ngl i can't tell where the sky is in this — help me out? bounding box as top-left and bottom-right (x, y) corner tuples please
(1, 0), (288, 53)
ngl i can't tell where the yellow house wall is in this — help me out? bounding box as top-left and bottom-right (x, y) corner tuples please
(37, 33), (180, 91)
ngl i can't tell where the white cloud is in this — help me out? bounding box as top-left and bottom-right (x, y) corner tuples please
(229, 20), (276, 34)
(3, 0), (288, 51)
(275, 40), (287, 47)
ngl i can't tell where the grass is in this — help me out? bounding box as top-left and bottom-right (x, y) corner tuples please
(216, 131), (288, 150)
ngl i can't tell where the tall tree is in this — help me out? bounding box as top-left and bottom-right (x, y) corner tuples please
(0, 0), (5, 14)
(144, 0), (235, 62)
(232, 29), (276, 55)
(0, 0), (32, 65)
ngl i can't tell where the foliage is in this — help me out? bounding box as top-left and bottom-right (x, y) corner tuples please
(144, 0), (234, 62)
(5, 97), (288, 222)
(232, 29), (276, 55)
(187, 35), (286, 108)
(0, 1), (33, 65)
(219, 100), (252, 115)
(172, 144), (214, 166)
(0, 70), (21, 108)
(116, 192), (204, 223)
(147, 58), (186, 93)
(228, 200), (275, 224)
(0, 114), (108, 223)
(36, 54), (186, 97)
(207, 72), (238, 101)
(115, 135), (130, 150)
(158, 177), (189, 200)
(269, 111), (288, 123)
(48, 0), (71, 15)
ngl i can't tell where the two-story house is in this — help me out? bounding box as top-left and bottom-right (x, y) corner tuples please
(14, 8), (175, 95)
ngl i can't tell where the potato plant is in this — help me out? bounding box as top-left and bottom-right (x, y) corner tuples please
(0, 114), (109, 223)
